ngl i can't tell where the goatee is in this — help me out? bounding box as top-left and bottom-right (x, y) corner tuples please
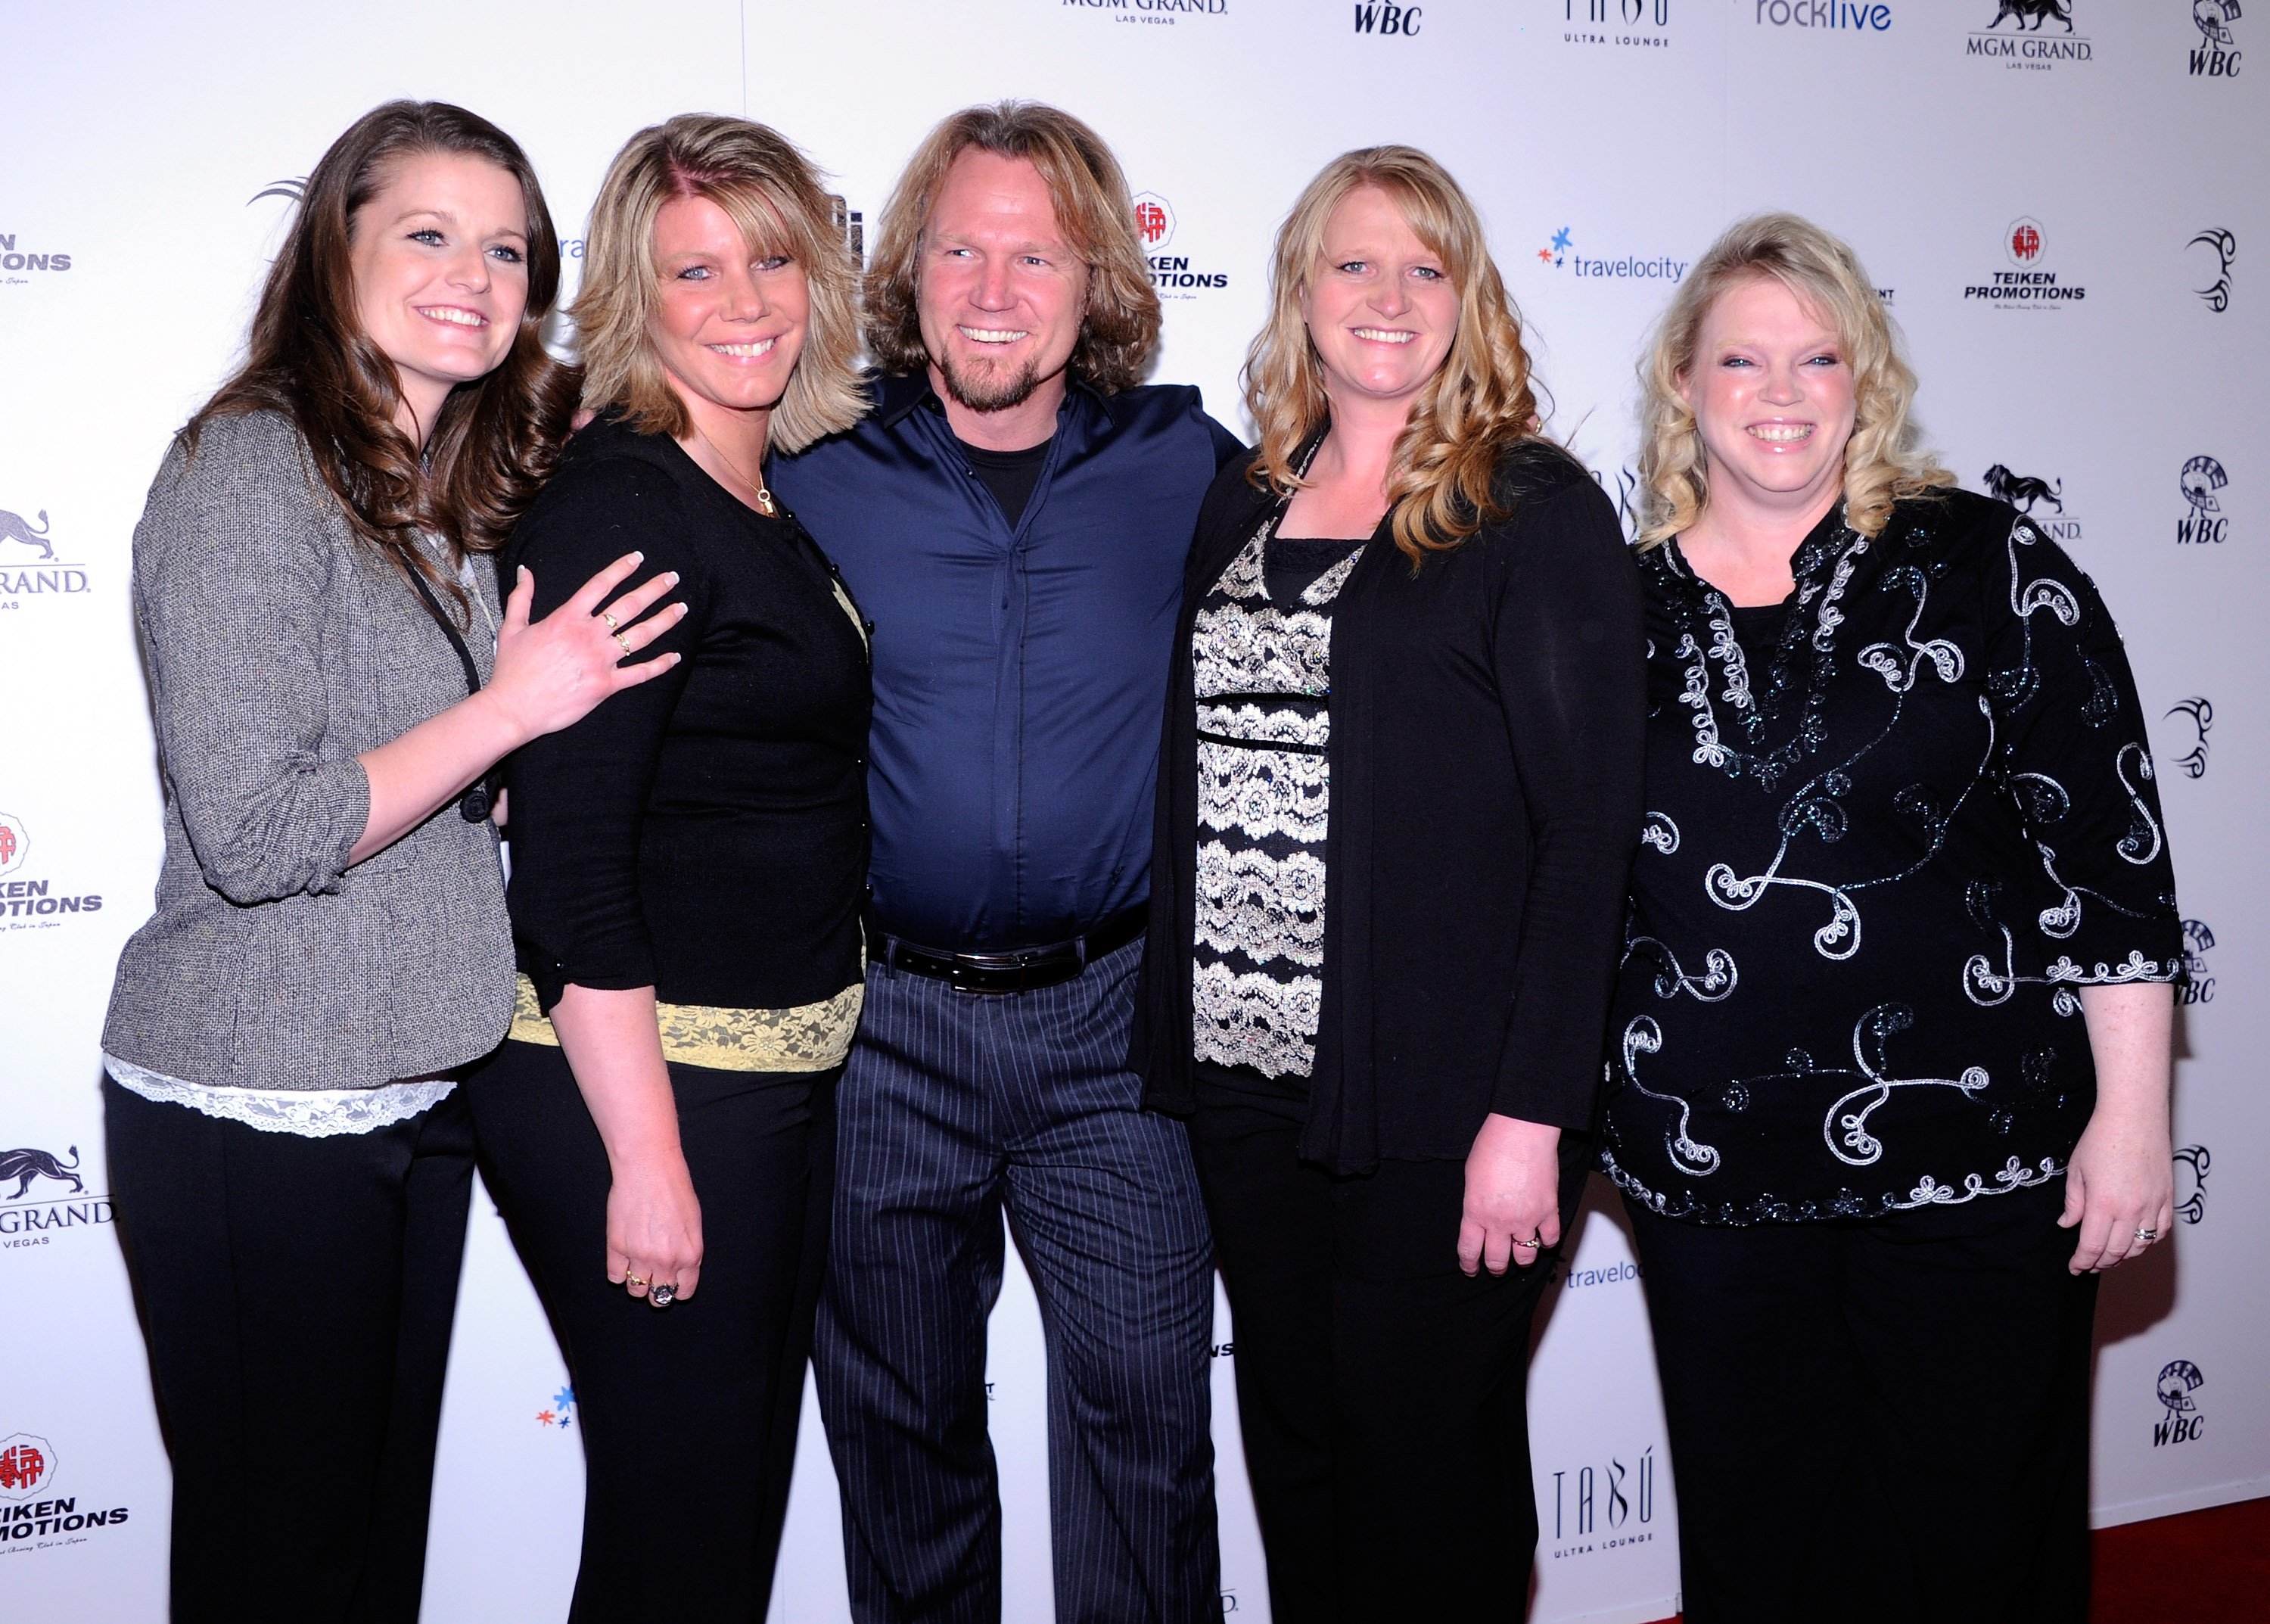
(938, 351), (1044, 415)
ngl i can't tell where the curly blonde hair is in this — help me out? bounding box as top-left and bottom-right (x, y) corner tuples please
(863, 101), (1159, 393)
(1244, 146), (1544, 569)
(572, 114), (864, 454)
(1636, 212), (1950, 548)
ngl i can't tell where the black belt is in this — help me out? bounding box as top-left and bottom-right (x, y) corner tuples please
(869, 905), (1148, 995)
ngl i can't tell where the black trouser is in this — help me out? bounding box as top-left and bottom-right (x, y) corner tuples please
(104, 1076), (474, 1624)
(465, 1040), (835, 1624)
(1188, 1100), (1589, 1622)
(1625, 1183), (2097, 1624)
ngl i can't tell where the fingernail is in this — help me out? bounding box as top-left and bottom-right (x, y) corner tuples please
(664, 571), (681, 584)
(629, 551), (645, 563)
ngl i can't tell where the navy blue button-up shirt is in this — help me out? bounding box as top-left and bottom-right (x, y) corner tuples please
(772, 371), (1242, 951)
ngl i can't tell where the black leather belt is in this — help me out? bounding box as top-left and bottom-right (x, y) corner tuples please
(869, 905), (1148, 995)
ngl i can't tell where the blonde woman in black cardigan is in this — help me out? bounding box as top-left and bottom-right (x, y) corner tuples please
(1133, 146), (1643, 1621)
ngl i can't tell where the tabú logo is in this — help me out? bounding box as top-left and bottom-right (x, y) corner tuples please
(1059, 0), (1229, 26)
(1353, 1), (1423, 34)
(2190, 0), (2243, 76)
(1982, 462), (2080, 543)
(1967, 0), (2093, 68)
(2153, 1360), (2205, 1446)
(1964, 218), (2086, 309)
(0, 1433), (131, 1549)
(2189, 228), (2235, 312)
(1547, 1445), (1657, 1557)
(0, 232), (74, 285)
(2174, 1143), (2211, 1223)
(2175, 919), (2216, 1006)
(1131, 192), (1227, 299)
(1563, 0), (1672, 49)
(0, 814), (105, 933)
(534, 1385), (577, 1429)
(1535, 227), (1688, 284)
(0, 501), (92, 605)
(2163, 697), (2212, 778)
(1590, 463), (1643, 542)
(2175, 455), (2231, 545)
(1755, 0), (1891, 31)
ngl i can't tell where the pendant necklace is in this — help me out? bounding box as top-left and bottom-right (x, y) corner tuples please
(695, 425), (776, 516)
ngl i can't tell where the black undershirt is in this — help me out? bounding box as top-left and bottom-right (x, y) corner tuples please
(961, 436), (1053, 529)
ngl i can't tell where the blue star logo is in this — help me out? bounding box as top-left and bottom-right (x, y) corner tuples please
(1541, 227), (1572, 269)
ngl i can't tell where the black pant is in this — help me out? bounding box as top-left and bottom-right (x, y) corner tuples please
(1625, 1184), (2097, 1624)
(465, 1040), (835, 1624)
(1188, 1101), (1589, 1622)
(104, 1076), (474, 1624)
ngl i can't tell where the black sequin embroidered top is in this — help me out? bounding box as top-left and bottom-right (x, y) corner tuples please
(1600, 491), (2181, 1226)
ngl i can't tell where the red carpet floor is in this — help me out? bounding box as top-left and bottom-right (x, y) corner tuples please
(1638, 1492), (2270, 1622)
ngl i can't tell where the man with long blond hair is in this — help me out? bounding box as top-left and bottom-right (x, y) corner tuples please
(771, 101), (1240, 1622)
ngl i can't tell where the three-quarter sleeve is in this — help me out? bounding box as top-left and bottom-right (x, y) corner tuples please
(1487, 480), (1649, 1126)
(503, 456), (701, 1007)
(137, 431), (371, 904)
(1982, 512), (2182, 985)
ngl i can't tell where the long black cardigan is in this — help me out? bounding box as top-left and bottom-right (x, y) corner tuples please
(1132, 440), (1647, 1174)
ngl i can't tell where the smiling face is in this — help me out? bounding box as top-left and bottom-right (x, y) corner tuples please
(1680, 274), (1857, 518)
(347, 151), (531, 440)
(646, 192), (810, 425)
(916, 148), (1090, 420)
(1299, 185), (1459, 416)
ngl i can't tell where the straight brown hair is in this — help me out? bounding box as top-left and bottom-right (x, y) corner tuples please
(188, 100), (577, 613)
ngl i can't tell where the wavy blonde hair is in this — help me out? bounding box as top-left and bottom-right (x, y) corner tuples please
(1245, 146), (1543, 569)
(863, 101), (1161, 393)
(1636, 212), (1951, 548)
(573, 114), (863, 453)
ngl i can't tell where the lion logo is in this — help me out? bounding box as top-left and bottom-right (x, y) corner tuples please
(0, 507), (54, 561)
(1988, 0), (2073, 29)
(1983, 465), (2063, 515)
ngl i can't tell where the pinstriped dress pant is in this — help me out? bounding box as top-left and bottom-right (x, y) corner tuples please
(816, 939), (1223, 1623)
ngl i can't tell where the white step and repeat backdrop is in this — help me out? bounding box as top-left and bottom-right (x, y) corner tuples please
(2, 2), (2262, 1619)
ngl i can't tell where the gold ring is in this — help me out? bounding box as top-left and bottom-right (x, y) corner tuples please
(600, 610), (621, 633)
(612, 630), (633, 654)
(623, 1272), (648, 1289)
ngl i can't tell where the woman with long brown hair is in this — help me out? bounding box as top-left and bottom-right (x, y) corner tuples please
(1134, 145), (1645, 1619)
(100, 101), (679, 1622)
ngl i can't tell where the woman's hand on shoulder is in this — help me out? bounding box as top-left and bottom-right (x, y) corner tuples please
(1459, 1112), (1563, 1276)
(484, 553), (686, 744)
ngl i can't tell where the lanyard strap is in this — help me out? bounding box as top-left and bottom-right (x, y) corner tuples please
(402, 556), (500, 823)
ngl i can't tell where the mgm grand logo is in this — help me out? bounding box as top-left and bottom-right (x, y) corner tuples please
(1983, 463), (2080, 543)
(0, 502), (90, 601)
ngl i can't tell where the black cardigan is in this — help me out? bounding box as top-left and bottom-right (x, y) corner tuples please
(1133, 441), (1647, 1173)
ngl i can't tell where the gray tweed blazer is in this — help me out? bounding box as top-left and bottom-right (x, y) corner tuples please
(103, 410), (513, 1090)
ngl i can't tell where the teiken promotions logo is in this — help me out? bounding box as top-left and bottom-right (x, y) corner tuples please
(1963, 217), (2087, 310)
(1131, 192), (1228, 300)
(0, 1432), (132, 1551)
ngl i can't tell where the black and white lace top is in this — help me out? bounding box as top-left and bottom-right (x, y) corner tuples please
(1189, 508), (1367, 1090)
(1600, 493), (2182, 1225)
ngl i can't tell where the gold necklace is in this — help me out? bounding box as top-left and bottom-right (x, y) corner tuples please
(695, 425), (776, 516)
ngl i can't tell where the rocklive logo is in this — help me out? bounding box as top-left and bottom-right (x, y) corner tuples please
(1755, 1), (1891, 29)
(2189, 0), (2242, 75)
(1354, 1), (1422, 32)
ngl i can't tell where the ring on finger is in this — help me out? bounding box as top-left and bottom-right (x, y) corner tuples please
(600, 609), (622, 633)
(2135, 1226), (2160, 1243)
(1513, 1235), (1541, 1249)
(623, 1272), (649, 1290)
(612, 628), (633, 654)
(649, 1283), (678, 1308)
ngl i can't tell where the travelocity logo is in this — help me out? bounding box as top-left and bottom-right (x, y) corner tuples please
(1535, 228), (1687, 283)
